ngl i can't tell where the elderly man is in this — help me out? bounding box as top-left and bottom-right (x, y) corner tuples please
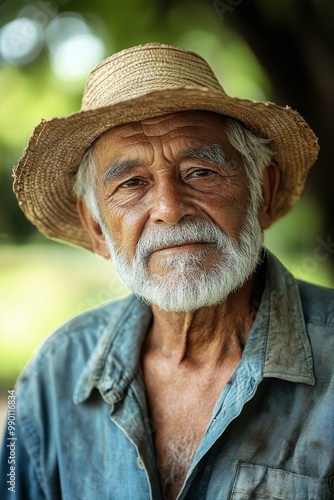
(1, 43), (333, 499)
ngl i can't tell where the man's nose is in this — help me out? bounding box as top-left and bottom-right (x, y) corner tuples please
(150, 178), (197, 225)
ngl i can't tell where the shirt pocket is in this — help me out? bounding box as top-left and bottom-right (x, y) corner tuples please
(230, 462), (331, 500)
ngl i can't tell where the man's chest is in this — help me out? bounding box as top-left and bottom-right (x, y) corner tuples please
(142, 361), (235, 499)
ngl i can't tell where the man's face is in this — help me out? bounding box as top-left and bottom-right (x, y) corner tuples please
(91, 111), (263, 311)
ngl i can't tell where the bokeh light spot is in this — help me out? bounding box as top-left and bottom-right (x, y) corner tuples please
(0, 17), (44, 66)
(45, 13), (105, 81)
(51, 33), (104, 80)
(46, 13), (90, 50)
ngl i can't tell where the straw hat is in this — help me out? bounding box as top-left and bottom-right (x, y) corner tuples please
(13, 42), (319, 251)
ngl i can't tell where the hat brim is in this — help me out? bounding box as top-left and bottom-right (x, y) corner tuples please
(13, 87), (319, 251)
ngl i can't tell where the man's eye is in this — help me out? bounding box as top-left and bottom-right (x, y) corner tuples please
(120, 178), (145, 188)
(192, 168), (214, 177)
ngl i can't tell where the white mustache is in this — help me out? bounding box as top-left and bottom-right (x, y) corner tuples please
(135, 220), (231, 260)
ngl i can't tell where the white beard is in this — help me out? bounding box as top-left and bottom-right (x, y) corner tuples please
(101, 207), (263, 313)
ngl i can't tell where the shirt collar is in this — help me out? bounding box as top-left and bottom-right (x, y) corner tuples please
(73, 250), (315, 405)
(73, 296), (152, 405)
(262, 250), (315, 385)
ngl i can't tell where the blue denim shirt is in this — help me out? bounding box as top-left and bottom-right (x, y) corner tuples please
(1, 251), (334, 499)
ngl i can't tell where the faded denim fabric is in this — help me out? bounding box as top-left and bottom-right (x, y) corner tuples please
(1, 251), (334, 499)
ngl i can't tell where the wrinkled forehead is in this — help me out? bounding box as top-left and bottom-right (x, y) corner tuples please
(100, 110), (227, 136)
(91, 110), (236, 161)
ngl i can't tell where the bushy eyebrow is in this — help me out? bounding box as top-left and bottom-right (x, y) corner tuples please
(102, 159), (140, 185)
(101, 144), (227, 185)
(182, 144), (226, 166)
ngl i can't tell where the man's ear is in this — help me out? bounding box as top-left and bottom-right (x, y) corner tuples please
(76, 199), (110, 258)
(257, 162), (281, 230)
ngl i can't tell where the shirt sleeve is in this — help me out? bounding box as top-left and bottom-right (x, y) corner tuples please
(0, 416), (46, 499)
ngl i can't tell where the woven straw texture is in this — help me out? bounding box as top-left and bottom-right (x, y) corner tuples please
(13, 43), (319, 250)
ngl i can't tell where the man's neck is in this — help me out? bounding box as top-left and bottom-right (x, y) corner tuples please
(143, 269), (264, 369)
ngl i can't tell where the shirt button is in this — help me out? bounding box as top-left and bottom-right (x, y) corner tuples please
(137, 457), (145, 469)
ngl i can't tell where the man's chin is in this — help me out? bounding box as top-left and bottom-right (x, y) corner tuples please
(137, 291), (229, 313)
(130, 275), (234, 312)
(147, 268), (202, 281)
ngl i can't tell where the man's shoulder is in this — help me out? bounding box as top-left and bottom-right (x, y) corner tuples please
(297, 279), (334, 326)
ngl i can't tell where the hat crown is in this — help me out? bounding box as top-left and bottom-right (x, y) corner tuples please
(81, 43), (225, 111)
